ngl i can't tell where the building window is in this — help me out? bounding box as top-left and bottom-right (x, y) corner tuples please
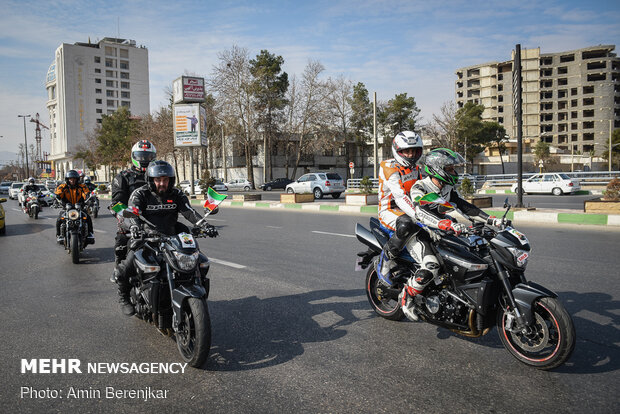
(498, 74), (503, 81)
(120, 72), (129, 79)
(583, 98), (594, 106)
(121, 101), (130, 108)
(558, 89), (567, 98)
(558, 67), (568, 75)
(96, 99), (102, 104)
(106, 90), (115, 97)
(583, 110), (594, 118)
(106, 80), (115, 87)
(107, 100), (115, 107)
(120, 60), (129, 70)
(95, 68), (101, 74)
(571, 99), (578, 107)
(95, 78), (101, 84)
(497, 84), (503, 92)
(541, 57), (553, 65)
(583, 133), (594, 141)
(571, 123), (578, 130)
(583, 121), (594, 129)
(583, 86), (594, 94)
(121, 81), (130, 89)
(95, 88), (102, 94)
(558, 101), (567, 110)
(105, 59), (115, 68)
(121, 91), (130, 99)
(587, 73), (606, 81)
(571, 134), (578, 142)
(571, 111), (578, 119)
(571, 88), (578, 96)
(96, 119), (102, 124)
(558, 78), (568, 86)
(94, 56), (100, 63)
(120, 49), (129, 58)
(498, 117), (504, 123)
(106, 70), (115, 77)
(498, 95), (503, 102)
(560, 54), (575, 63)
(96, 108), (102, 113)
(498, 106), (504, 113)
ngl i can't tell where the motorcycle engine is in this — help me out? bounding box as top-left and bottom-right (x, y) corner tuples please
(422, 288), (468, 324)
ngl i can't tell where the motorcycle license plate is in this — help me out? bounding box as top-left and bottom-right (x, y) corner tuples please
(355, 256), (364, 272)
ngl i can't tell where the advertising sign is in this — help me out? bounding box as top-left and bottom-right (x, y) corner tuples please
(172, 76), (205, 103)
(174, 104), (207, 147)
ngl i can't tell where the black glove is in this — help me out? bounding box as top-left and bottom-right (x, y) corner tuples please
(204, 224), (218, 238)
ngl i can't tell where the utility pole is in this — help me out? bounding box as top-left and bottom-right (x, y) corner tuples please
(18, 114), (31, 178)
(373, 92), (377, 179)
(610, 119), (613, 172)
(513, 44), (524, 208)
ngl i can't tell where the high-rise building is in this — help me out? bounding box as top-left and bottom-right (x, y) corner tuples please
(45, 37), (150, 178)
(455, 45), (619, 158)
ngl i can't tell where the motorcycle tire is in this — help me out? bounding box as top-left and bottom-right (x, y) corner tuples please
(94, 208), (98, 218)
(365, 265), (404, 321)
(71, 235), (80, 264)
(34, 208), (39, 220)
(176, 297), (212, 368)
(497, 297), (575, 370)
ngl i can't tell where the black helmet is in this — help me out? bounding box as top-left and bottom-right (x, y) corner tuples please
(146, 160), (176, 194)
(65, 170), (80, 187)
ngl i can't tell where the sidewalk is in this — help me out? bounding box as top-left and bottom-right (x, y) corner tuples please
(187, 198), (620, 227)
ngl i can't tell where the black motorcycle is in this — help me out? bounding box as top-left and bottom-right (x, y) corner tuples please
(24, 191), (43, 219)
(58, 196), (92, 264)
(86, 190), (100, 218)
(121, 207), (215, 368)
(355, 197), (575, 370)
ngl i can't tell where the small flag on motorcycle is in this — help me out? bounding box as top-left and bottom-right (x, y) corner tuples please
(204, 187), (227, 212)
(110, 202), (127, 214)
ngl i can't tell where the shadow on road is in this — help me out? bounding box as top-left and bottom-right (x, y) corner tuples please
(79, 246), (116, 264)
(2, 222), (53, 236)
(206, 289), (369, 371)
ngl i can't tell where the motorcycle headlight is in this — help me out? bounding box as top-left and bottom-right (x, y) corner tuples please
(68, 209), (80, 220)
(172, 251), (199, 271)
(508, 247), (529, 268)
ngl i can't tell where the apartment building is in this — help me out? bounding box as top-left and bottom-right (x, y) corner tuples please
(45, 37), (150, 178)
(456, 45), (620, 159)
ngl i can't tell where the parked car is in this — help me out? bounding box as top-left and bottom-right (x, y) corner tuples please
(511, 173), (580, 195)
(0, 182), (13, 194)
(45, 180), (58, 190)
(0, 197), (6, 235)
(285, 172), (346, 199)
(260, 178), (293, 191)
(181, 179), (228, 195)
(225, 179), (252, 191)
(8, 182), (24, 200)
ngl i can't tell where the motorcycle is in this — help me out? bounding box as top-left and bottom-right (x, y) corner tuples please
(24, 191), (44, 219)
(355, 196), (575, 370)
(57, 195), (93, 264)
(120, 207), (216, 368)
(86, 190), (100, 218)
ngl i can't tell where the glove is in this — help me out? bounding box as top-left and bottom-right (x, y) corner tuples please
(487, 216), (503, 228)
(203, 224), (218, 238)
(130, 225), (140, 239)
(438, 219), (467, 235)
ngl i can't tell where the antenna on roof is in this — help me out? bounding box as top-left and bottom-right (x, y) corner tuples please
(117, 16), (120, 39)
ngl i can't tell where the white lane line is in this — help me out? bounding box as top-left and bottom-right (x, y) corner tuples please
(311, 230), (356, 238)
(207, 218), (227, 222)
(209, 258), (246, 269)
(12, 208), (21, 212)
(266, 225), (282, 229)
(94, 229), (107, 233)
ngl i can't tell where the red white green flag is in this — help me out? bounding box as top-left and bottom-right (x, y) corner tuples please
(203, 187), (227, 212)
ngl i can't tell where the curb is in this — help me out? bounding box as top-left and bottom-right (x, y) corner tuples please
(477, 189), (601, 195)
(188, 199), (620, 227)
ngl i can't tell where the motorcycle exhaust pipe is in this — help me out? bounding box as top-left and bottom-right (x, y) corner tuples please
(355, 223), (382, 253)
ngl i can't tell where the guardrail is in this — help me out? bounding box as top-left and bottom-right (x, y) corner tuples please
(347, 178), (379, 189)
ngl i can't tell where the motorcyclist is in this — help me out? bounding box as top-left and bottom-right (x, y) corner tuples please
(399, 148), (503, 321)
(54, 170), (95, 244)
(21, 177), (42, 210)
(83, 176), (97, 192)
(376, 131), (423, 286)
(114, 160), (217, 316)
(110, 140), (156, 281)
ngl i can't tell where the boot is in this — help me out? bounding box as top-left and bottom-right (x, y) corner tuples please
(116, 264), (135, 316)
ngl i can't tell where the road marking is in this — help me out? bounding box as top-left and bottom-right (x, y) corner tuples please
(209, 258), (246, 269)
(266, 225), (282, 229)
(311, 230), (356, 238)
(12, 208), (21, 212)
(206, 218), (227, 222)
(94, 229), (107, 234)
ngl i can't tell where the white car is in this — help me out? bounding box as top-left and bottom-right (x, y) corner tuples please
(8, 182), (24, 200)
(285, 172), (346, 199)
(511, 173), (580, 196)
(225, 179), (252, 191)
(181, 179), (228, 195)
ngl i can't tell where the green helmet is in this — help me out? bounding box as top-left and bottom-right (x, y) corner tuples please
(423, 148), (465, 186)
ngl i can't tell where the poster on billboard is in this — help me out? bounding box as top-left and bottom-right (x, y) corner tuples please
(172, 76), (205, 103)
(174, 104), (206, 147)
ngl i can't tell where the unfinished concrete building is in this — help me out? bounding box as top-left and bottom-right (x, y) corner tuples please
(455, 45), (620, 160)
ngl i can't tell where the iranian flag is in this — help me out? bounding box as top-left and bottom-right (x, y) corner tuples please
(110, 202), (128, 214)
(203, 187), (227, 212)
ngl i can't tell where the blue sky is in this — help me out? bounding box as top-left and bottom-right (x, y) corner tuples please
(1, 0), (619, 158)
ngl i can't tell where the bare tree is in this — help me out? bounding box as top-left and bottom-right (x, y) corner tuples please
(427, 101), (461, 150)
(209, 45), (258, 187)
(325, 75), (353, 179)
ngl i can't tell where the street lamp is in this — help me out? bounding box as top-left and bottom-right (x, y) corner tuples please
(17, 114), (31, 178)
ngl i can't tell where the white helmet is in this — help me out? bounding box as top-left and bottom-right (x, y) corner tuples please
(392, 131), (423, 168)
(131, 140), (157, 171)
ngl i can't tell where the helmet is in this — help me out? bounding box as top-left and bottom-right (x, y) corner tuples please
(84, 176), (91, 184)
(65, 170), (80, 187)
(392, 131), (423, 168)
(146, 160), (175, 194)
(423, 148), (466, 186)
(28, 177), (35, 185)
(131, 140), (157, 171)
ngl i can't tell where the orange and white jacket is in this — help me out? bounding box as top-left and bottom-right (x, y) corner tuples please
(378, 159), (420, 227)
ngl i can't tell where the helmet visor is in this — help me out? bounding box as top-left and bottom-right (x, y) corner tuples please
(147, 163), (175, 178)
(133, 151), (156, 163)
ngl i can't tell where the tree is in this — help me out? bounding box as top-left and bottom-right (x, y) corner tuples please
(325, 75), (353, 179)
(383, 93), (420, 135)
(534, 140), (551, 170)
(481, 122), (507, 174)
(249, 50), (289, 181)
(455, 102), (495, 169)
(95, 107), (139, 174)
(348, 82), (373, 170)
(427, 101), (460, 150)
(602, 128), (620, 169)
(75, 130), (103, 180)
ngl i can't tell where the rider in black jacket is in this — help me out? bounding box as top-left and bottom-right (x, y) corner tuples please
(83, 176), (97, 192)
(115, 160), (217, 316)
(110, 140), (156, 283)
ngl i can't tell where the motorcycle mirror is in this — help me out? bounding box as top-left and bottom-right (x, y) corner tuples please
(503, 197), (510, 209)
(122, 207), (141, 218)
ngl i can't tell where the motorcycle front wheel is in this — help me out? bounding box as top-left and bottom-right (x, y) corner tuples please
(93, 208), (98, 218)
(365, 265), (404, 321)
(176, 297), (212, 368)
(71, 235), (80, 264)
(497, 297), (575, 370)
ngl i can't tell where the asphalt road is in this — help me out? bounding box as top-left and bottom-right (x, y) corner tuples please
(221, 189), (597, 210)
(0, 200), (619, 413)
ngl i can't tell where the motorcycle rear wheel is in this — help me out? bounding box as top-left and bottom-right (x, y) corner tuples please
(71, 235), (80, 264)
(497, 297), (575, 370)
(93, 208), (98, 218)
(365, 266), (404, 321)
(176, 297), (212, 367)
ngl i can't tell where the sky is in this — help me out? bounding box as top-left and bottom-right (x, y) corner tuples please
(1, 0), (619, 160)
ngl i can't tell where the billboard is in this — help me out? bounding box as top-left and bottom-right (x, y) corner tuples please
(172, 76), (205, 103)
(174, 103), (207, 147)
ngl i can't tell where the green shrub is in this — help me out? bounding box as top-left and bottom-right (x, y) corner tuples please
(603, 178), (620, 201)
(359, 176), (374, 194)
(97, 184), (108, 193)
(459, 177), (474, 196)
(199, 170), (216, 194)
